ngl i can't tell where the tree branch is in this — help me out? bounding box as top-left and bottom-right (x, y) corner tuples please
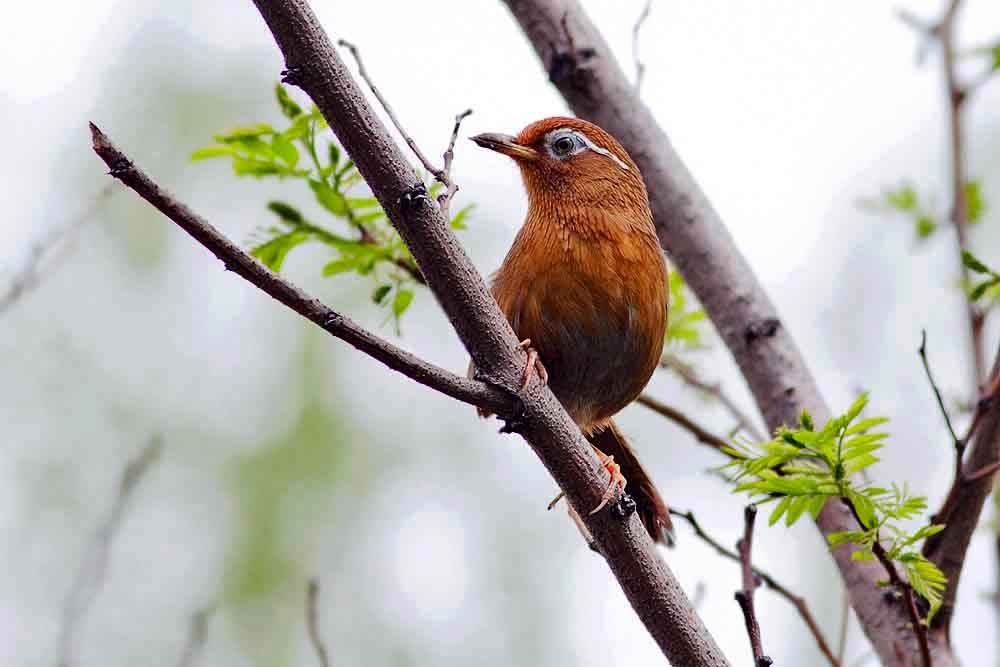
(661, 354), (767, 442)
(57, 437), (162, 667)
(734, 505), (772, 667)
(176, 606), (214, 667)
(671, 508), (841, 667)
(93, 2), (730, 663)
(306, 579), (331, 667)
(631, 0), (652, 92)
(636, 393), (730, 453)
(90, 121), (513, 418)
(497, 1), (945, 663)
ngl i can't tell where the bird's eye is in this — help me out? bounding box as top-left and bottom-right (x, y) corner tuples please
(550, 133), (580, 157)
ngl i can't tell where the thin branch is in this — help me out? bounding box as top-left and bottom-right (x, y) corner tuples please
(937, 0), (987, 388)
(306, 579), (331, 667)
(671, 508), (841, 667)
(842, 499), (932, 667)
(661, 355), (766, 442)
(0, 186), (112, 315)
(734, 505), (772, 667)
(337, 39), (471, 218)
(919, 331), (961, 449)
(636, 393), (730, 453)
(631, 0), (652, 92)
(176, 606), (215, 667)
(90, 122), (513, 417)
(439, 109), (474, 219)
(57, 437), (162, 667)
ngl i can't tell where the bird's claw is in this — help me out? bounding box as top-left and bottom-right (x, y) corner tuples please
(589, 451), (626, 516)
(280, 65), (306, 86)
(399, 183), (430, 212)
(517, 339), (548, 391)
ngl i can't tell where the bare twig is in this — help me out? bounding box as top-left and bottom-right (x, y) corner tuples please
(636, 393), (730, 453)
(90, 122), (513, 418)
(631, 0), (652, 92)
(306, 579), (331, 667)
(734, 505), (772, 667)
(671, 508), (841, 667)
(661, 355), (767, 442)
(176, 606), (215, 667)
(0, 186), (112, 315)
(57, 437), (162, 667)
(337, 39), (471, 218)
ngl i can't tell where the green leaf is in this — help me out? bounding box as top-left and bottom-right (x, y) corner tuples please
(392, 289), (414, 317)
(328, 143), (341, 169)
(190, 145), (237, 161)
(964, 181), (985, 223)
(885, 185), (917, 211)
(915, 216), (936, 239)
(848, 489), (877, 529)
(214, 123), (275, 143)
(827, 531), (867, 548)
(372, 285), (392, 304)
(768, 497), (792, 526)
(321, 258), (357, 276)
(267, 201), (304, 224)
(310, 179), (347, 216)
(271, 134), (300, 167)
(233, 157), (281, 178)
(275, 83), (303, 119)
(450, 204), (474, 230)
(971, 277), (1000, 301)
(347, 196), (380, 210)
(251, 229), (311, 272)
(962, 250), (993, 274)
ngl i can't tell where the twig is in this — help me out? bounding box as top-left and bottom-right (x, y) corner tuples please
(842, 499), (932, 667)
(175, 606), (215, 667)
(439, 109), (474, 219)
(89, 122), (514, 418)
(671, 508), (841, 667)
(661, 355), (766, 442)
(636, 393), (730, 453)
(337, 39), (471, 218)
(0, 186), (112, 315)
(631, 0), (652, 92)
(306, 579), (331, 667)
(936, 0), (987, 388)
(57, 437), (162, 667)
(734, 505), (772, 667)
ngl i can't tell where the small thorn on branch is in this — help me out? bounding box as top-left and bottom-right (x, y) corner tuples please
(735, 505), (773, 667)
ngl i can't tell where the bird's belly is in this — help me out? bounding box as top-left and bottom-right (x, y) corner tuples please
(514, 283), (664, 432)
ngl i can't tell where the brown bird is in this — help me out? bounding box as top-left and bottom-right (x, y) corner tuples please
(471, 117), (674, 545)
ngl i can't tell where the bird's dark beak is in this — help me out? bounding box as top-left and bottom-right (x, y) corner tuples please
(470, 132), (539, 161)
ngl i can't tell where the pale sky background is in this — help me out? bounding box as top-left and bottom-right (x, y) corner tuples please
(2, 1), (1000, 666)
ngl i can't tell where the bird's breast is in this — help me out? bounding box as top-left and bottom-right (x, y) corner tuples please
(492, 215), (668, 431)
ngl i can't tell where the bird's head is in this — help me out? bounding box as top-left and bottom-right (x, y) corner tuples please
(471, 117), (649, 215)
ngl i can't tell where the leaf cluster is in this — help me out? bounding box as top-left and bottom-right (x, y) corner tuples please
(191, 84), (472, 331)
(962, 250), (1000, 302)
(724, 393), (947, 621)
(867, 181), (986, 241)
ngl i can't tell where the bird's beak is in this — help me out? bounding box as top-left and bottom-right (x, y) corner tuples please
(469, 132), (539, 161)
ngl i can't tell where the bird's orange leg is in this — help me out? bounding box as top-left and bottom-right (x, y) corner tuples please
(589, 447), (627, 515)
(518, 338), (548, 391)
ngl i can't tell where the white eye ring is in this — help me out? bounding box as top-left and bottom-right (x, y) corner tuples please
(544, 128), (630, 171)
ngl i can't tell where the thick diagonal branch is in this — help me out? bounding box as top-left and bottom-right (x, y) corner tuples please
(496, 1), (947, 665)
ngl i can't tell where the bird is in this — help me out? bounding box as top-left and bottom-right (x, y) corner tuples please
(470, 116), (674, 545)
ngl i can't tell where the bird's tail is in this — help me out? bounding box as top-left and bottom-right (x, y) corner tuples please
(587, 421), (675, 546)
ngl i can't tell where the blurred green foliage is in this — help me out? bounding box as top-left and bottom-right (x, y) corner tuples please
(725, 393), (946, 621)
(664, 271), (708, 350)
(962, 250), (1000, 301)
